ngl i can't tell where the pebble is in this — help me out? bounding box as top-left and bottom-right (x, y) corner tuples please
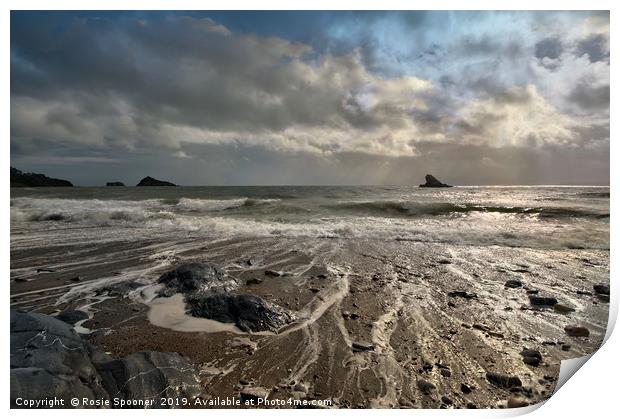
(417, 379), (436, 395)
(504, 279), (523, 288)
(564, 325), (590, 337)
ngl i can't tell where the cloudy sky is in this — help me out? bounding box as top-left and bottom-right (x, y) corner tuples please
(11, 11), (609, 185)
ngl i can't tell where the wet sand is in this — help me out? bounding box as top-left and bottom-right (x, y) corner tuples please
(10, 236), (610, 408)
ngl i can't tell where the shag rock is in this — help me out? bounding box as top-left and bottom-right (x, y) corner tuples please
(564, 325), (590, 337)
(136, 176), (176, 187)
(106, 182), (125, 187)
(485, 372), (522, 389)
(593, 284), (610, 295)
(187, 294), (295, 333)
(419, 174), (452, 188)
(10, 310), (201, 408)
(528, 295), (558, 306)
(55, 309), (89, 325)
(158, 263), (240, 297)
(11, 167), (73, 187)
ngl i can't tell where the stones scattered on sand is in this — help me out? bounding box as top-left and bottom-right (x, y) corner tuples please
(593, 284), (610, 295)
(507, 396), (529, 408)
(564, 325), (590, 337)
(10, 310), (201, 408)
(55, 309), (88, 326)
(416, 379), (436, 395)
(239, 387), (270, 402)
(246, 278), (263, 285)
(519, 349), (542, 367)
(351, 341), (375, 352)
(448, 290), (477, 300)
(188, 293), (296, 333)
(158, 262), (239, 297)
(528, 295), (558, 307)
(264, 269), (281, 277)
(486, 372), (522, 389)
(553, 303), (575, 314)
(504, 279), (523, 288)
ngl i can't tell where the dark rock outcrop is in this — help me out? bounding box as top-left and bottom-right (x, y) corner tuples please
(187, 294), (296, 333)
(157, 262), (295, 333)
(519, 349), (542, 367)
(593, 284), (610, 295)
(106, 182), (125, 187)
(11, 167), (73, 187)
(158, 263), (239, 297)
(10, 310), (201, 408)
(419, 174), (452, 188)
(136, 176), (176, 187)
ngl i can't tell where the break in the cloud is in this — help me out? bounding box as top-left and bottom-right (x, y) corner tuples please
(10, 11), (609, 185)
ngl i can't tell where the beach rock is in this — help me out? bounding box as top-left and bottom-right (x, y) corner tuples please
(55, 309), (89, 325)
(351, 341), (375, 352)
(106, 182), (125, 186)
(553, 303), (575, 314)
(593, 284), (610, 295)
(416, 379), (436, 395)
(11, 167), (73, 187)
(10, 310), (110, 407)
(448, 290), (477, 300)
(441, 395), (453, 405)
(246, 278), (263, 285)
(507, 396), (529, 408)
(486, 372), (522, 389)
(136, 176), (176, 186)
(10, 310), (202, 408)
(504, 279), (523, 288)
(158, 263), (239, 297)
(240, 387), (269, 402)
(460, 383), (473, 394)
(264, 270), (281, 277)
(520, 349), (542, 367)
(564, 325), (590, 337)
(96, 352), (201, 405)
(561, 344), (571, 351)
(187, 294), (295, 333)
(528, 296), (558, 306)
(229, 337), (258, 353)
(419, 174), (452, 188)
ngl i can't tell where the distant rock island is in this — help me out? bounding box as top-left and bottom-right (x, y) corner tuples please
(106, 182), (125, 186)
(136, 176), (176, 186)
(419, 174), (452, 188)
(10, 167), (73, 187)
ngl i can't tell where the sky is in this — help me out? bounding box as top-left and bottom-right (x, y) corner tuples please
(10, 11), (610, 185)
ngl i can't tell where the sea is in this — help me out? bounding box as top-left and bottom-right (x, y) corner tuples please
(10, 185), (610, 250)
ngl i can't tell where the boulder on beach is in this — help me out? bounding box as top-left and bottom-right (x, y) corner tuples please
(106, 182), (125, 186)
(419, 174), (452, 188)
(528, 295), (558, 307)
(564, 325), (590, 337)
(136, 176), (176, 186)
(187, 293), (296, 333)
(486, 372), (522, 389)
(158, 263), (240, 297)
(10, 310), (201, 408)
(11, 167), (73, 187)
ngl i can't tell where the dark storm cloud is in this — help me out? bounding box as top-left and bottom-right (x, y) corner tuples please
(535, 37), (563, 60)
(568, 83), (610, 110)
(10, 11), (609, 185)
